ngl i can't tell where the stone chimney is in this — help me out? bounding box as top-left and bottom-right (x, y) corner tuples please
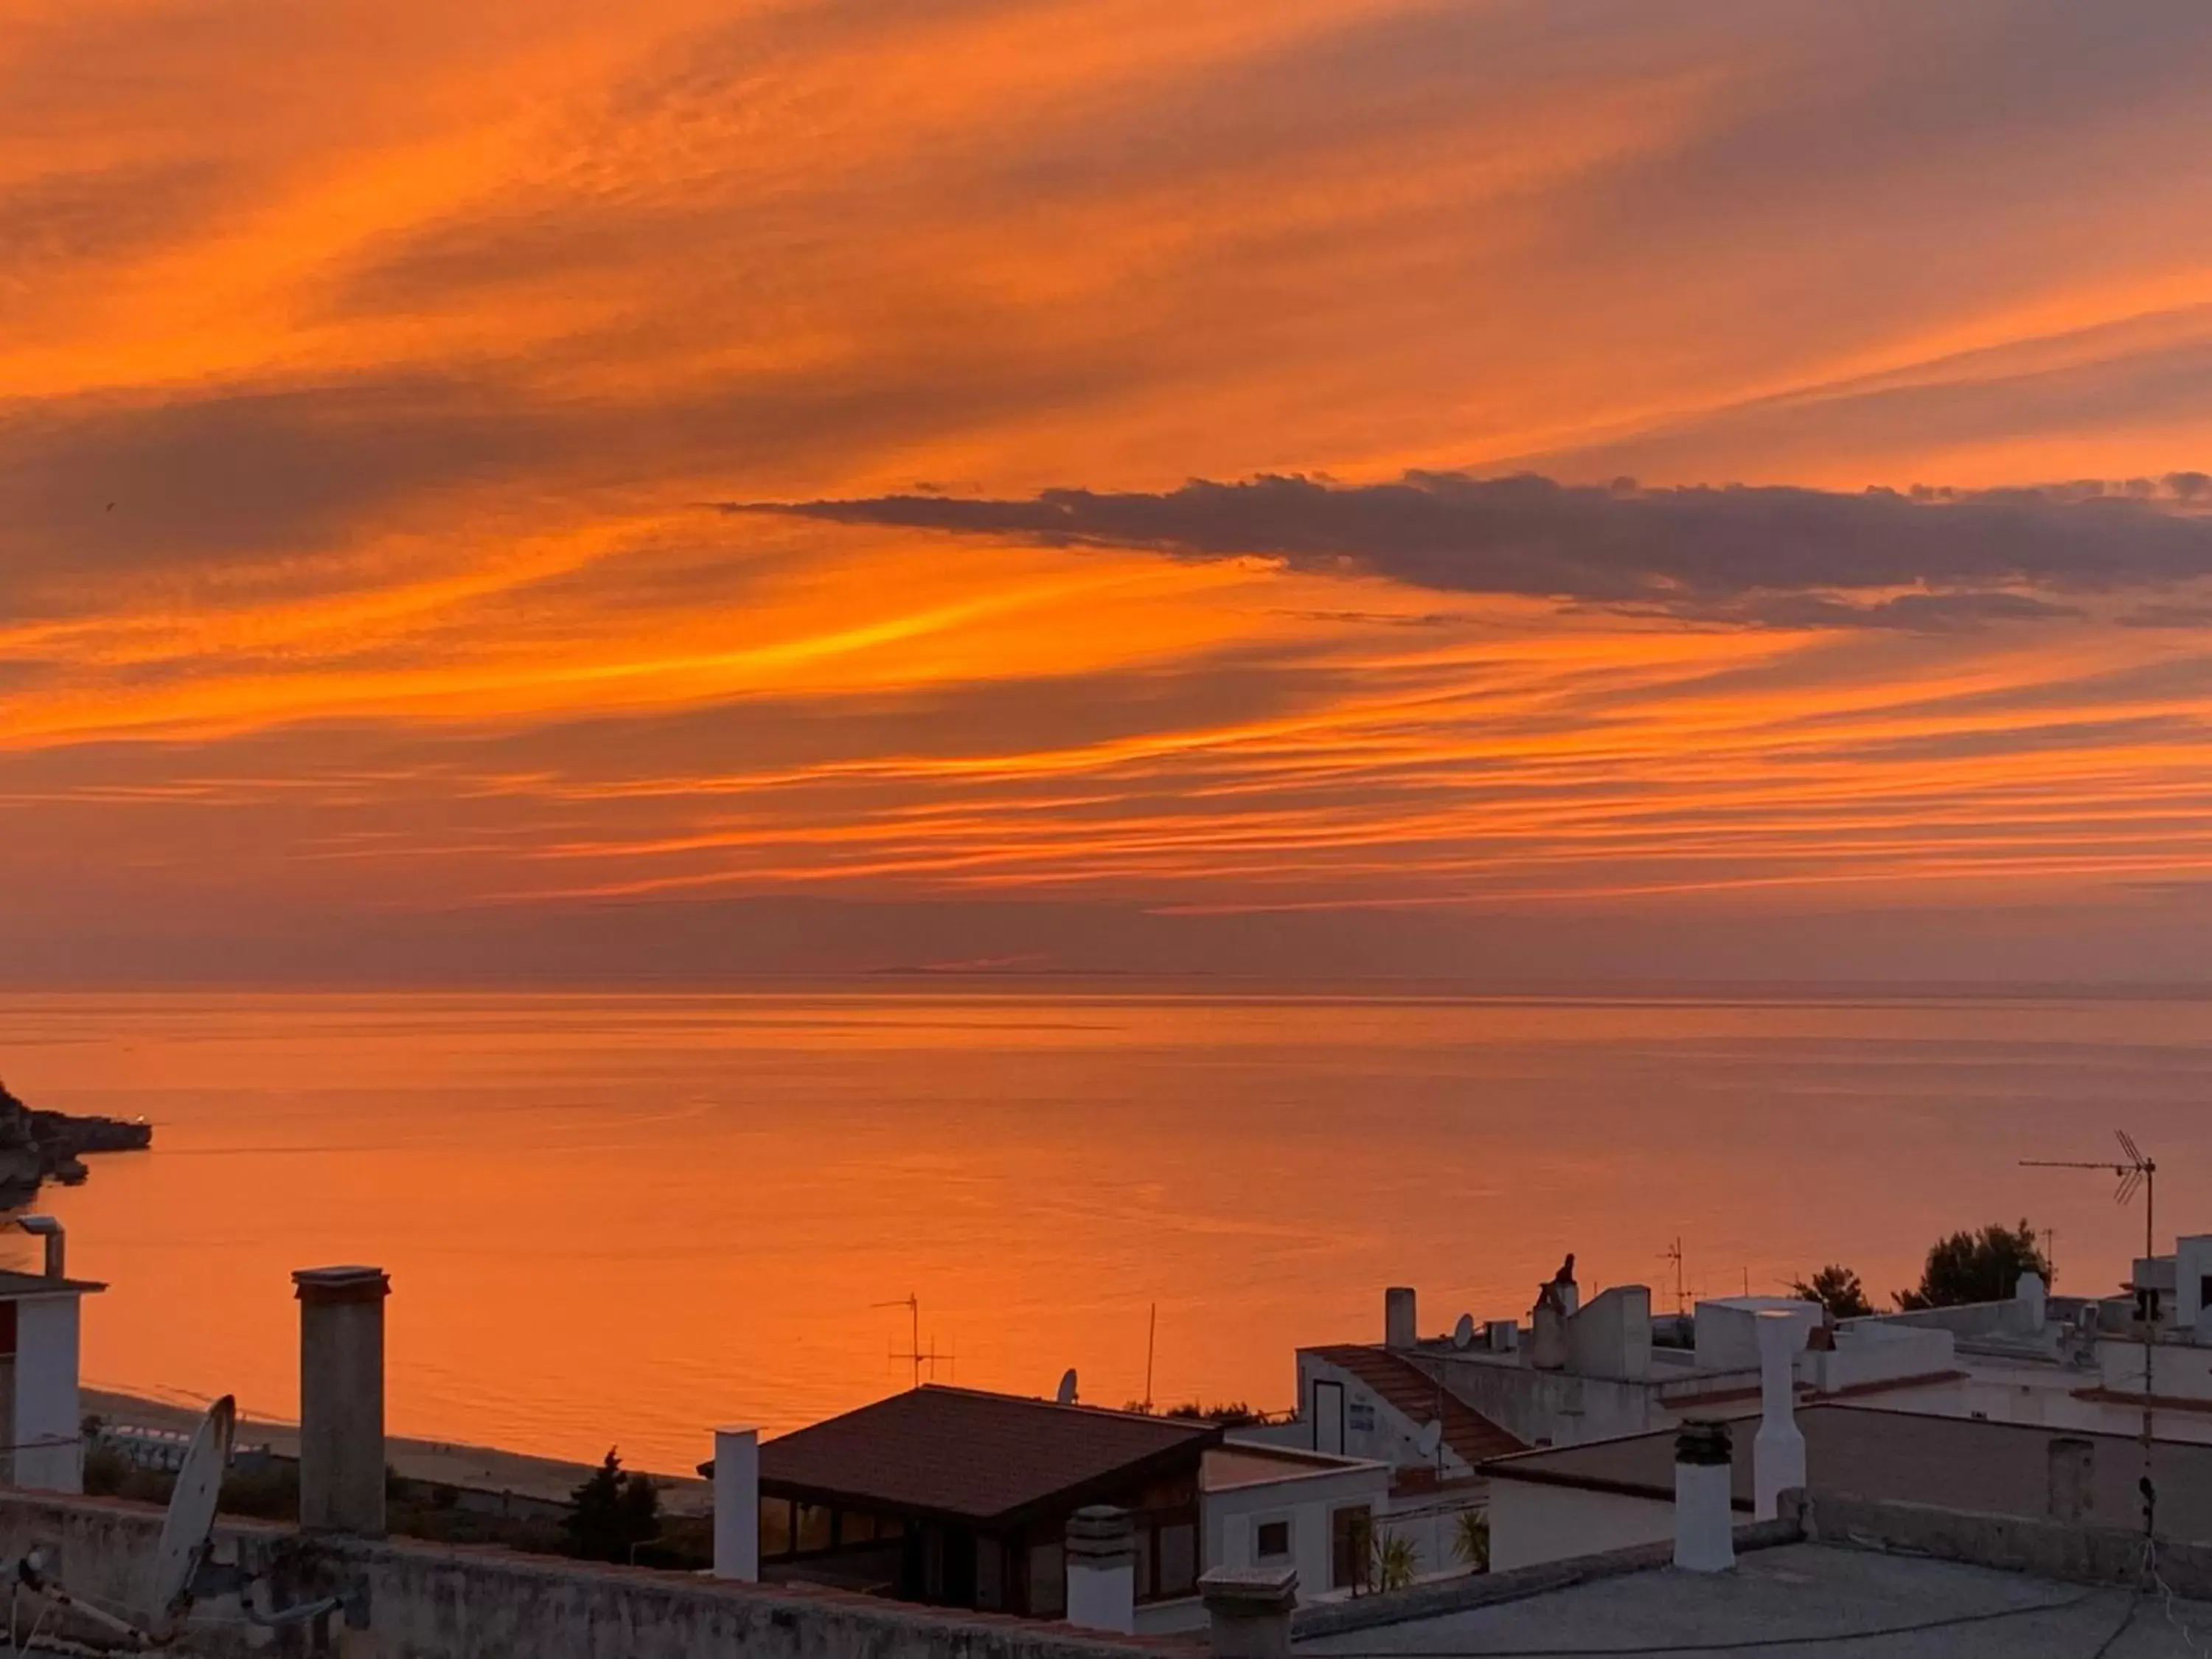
(1384, 1287), (1418, 1351)
(1066, 1506), (1136, 1635)
(1674, 1420), (1734, 1573)
(713, 1426), (761, 1581)
(293, 1265), (390, 1537)
(1200, 1566), (1297, 1659)
(1752, 1310), (1807, 1521)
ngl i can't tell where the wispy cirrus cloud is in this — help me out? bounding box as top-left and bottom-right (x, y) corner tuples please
(730, 472), (2212, 629)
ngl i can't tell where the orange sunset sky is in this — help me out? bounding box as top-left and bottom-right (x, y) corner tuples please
(10, 0), (2212, 983)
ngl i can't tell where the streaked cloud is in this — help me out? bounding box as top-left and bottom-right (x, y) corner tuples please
(10, 0), (2212, 978)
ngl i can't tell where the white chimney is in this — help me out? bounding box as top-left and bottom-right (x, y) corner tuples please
(2017, 1270), (2048, 1326)
(16, 1217), (62, 1280)
(1067, 1506), (1136, 1635)
(1384, 1287), (1418, 1350)
(1673, 1421), (1734, 1573)
(713, 1426), (761, 1582)
(1752, 1310), (1807, 1521)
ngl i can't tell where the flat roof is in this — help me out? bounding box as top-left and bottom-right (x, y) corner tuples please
(0, 1268), (104, 1298)
(1297, 1542), (2204, 1658)
(1482, 1405), (2212, 1540)
(759, 1385), (1220, 1526)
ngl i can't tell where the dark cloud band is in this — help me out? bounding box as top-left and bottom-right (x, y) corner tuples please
(726, 471), (2212, 628)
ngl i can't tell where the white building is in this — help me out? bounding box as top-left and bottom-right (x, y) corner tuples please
(0, 1260), (102, 1494)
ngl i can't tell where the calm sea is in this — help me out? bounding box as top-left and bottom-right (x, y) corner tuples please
(2, 985), (2206, 1472)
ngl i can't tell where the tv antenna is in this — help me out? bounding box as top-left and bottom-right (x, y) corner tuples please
(2021, 1129), (2155, 1263)
(875, 1292), (953, 1388)
(2022, 1129), (2160, 1528)
(16, 1395), (361, 1646)
(1055, 1368), (1079, 1406)
(1660, 1237), (1688, 1315)
(1144, 1303), (1157, 1413)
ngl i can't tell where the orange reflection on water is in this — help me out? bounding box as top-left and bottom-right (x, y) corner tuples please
(5, 987), (2205, 1472)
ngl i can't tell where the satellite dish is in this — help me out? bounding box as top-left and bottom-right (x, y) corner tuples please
(148, 1394), (235, 1633)
(1056, 1368), (1079, 1405)
(18, 1391), (353, 1646)
(1415, 1419), (1444, 1461)
(1452, 1313), (1475, 1349)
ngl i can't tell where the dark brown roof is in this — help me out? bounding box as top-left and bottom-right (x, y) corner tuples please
(1307, 1345), (1526, 1465)
(759, 1386), (1220, 1525)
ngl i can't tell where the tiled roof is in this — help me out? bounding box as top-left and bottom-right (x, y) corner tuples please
(1306, 1345), (1526, 1465)
(759, 1385), (1220, 1524)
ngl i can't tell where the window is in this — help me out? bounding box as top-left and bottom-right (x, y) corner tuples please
(1028, 1541), (1067, 1618)
(1256, 1520), (1290, 1560)
(797, 1503), (835, 1553)
(1157, 1522), (1197, 1598)
(759, 1497), (793, 1559)
(839, 1511), (876, 1545)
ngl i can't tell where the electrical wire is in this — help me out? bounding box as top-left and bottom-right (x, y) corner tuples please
(2144, 1539), (2204, 1658)
(1310, 1585), (2112, 1657)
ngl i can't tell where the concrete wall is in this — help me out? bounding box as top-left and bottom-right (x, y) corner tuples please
(1807, 1321), (1953, 1395)
(1565, 1289), (1651, 1383)
(14, 1296), (80, 1494)
(2100, 1336), (2212, 1402)
(1865, 1295), (2040, 1340)
(1408, 1355), (1658, 1449)
(0, 1491), (1171, 1659)
(2178, 1238), (2212, 1333)
(1204, 1460), (1391, 1605)
(1298, 1355), (1478, 1478)
(1484, 1481), (1674, 1573)
(1372, 1496), (1482, 1587)
(1692, 1300), (1819, 1373)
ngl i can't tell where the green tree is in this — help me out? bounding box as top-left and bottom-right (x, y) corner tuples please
(1790, 1265), (1874, 1320)
(561, 1448), (661, 1562)
(1896, 1221), (2052, 1310)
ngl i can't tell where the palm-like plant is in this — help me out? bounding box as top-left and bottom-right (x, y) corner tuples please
(1371, 1530), (1419, 1592)
(1451, 1508), (1490, 1573)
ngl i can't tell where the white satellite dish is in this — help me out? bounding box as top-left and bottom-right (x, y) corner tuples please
(1055, 1368), (1079, 1405)
(19, 1391), (352, 1647)
(1451, 1313), (1475, 1349)
(148, 1394), (235, 1633)
(1415, 1419), (1444, 1461)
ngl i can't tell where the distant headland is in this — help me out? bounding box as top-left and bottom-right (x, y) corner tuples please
(0, 1081), (153, 1206)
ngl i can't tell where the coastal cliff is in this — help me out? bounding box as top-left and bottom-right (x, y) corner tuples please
(0, 1081), (153, 1204)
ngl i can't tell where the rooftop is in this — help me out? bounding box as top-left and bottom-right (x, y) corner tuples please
(758, 1385), (1221, 1524)
(0, 1267), (104, 1298)
(1482, 1404), (2212, 1541)
(1306, 1345), (1524, 1464)
(1297, 1541), (2209, 1658)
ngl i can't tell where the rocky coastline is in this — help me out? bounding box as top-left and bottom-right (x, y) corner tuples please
(0, 1080), (153, 1206)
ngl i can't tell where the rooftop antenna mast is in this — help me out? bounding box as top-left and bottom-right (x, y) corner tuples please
(2020, 1129), (2155, 1265)
(1661, 1237), (1688, 1316)
(875, 1292), (953, 1388)
(2020, 1129), (2159, 1531)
